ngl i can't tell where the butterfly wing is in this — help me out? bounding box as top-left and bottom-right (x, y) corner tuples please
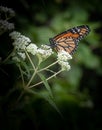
(49, 25), (90, 55)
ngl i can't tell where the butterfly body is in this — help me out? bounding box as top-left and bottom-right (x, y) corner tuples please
(49, 25), (90, 55)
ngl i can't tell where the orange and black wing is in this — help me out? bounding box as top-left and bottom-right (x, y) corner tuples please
(49, 25), (90, 55)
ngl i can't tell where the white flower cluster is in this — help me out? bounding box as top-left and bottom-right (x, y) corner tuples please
(9, 31), (31, 50)
(57, 50), (72, 71)
(9, 31), (53, 62)
(0, 6), (15, 17)
(11, 51), (26, 62)
(0, 6), (15, 34)
(9, 31), (32, 62)
(37, 45), (53, 62)
(26, 43), (38, 55)
(0, 20), (14, 33)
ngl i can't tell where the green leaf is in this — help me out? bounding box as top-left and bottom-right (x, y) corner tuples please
(38, 73), (76, 117)
(38, 73), (53, 98)
(20, 60), (31, 78)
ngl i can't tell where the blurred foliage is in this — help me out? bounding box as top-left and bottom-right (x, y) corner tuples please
(0, 0), (102, 130)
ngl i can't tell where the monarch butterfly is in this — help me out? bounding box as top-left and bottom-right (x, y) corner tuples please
(49, 25), (90, 55)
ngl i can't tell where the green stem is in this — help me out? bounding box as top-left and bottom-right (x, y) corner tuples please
(25, 66), (38, 88)
(16, 91), (25, 103)
(28, 69), (62, 88)
(25, 50), (40, 88)
(25, 50), (36, 70)
(18, 64), (25, 87)
(45, 68), (56, 74)
(38, 60), (58, 73)
(2, 49), (15, 64)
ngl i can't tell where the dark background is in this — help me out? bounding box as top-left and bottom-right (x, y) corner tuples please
(0, 0), (102, 130)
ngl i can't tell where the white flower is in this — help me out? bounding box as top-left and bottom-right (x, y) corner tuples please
(57, 50), (72, 71)
(9, 31), (31, 50)
(11, 51), (26, 62)
(57, 50), (72, 62)
(9, 31), (21, 40)
(17, 52), (26, 60)
(13, 37), (29, 50)
(0, 6), (10, 12)
(11, 52), (20, 62)
(37, 45), (53, 62)
(0, 20), (14, 32)
(26, 43), (38, 55)
(58, 61), (71, 71)
(12, 56), (20, 62)
(10, 31), (31, 43)
(21, 35), (31, 43)
(0, 6), (15, 17)
(40, 45), (51, 50)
